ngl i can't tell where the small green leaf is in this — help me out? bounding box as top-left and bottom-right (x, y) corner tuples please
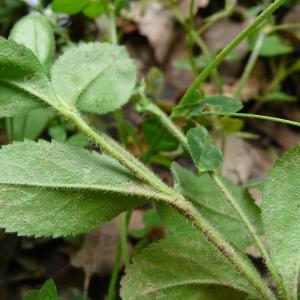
(49, 125), (67, 142)
(121, 235), (258, 300)
(189, 95), (243, 117)
(67, 133), (89, 146)
(187, 126), (223, 171)
(9, 14), (55, 67)
(158, 163), (263, 250)
(0, 140), (165, 237)
(52, 0), (89, 15)
(249, 34), (293, 57)
(265, 91), (297, 102)
(172, 89), (203, 117)
(262, 144), (300, 299)
(0, 38), (57, 117)
(83, 2), (107, 18)
(24, 279), (63, 300)
(51, 42), (137, 114)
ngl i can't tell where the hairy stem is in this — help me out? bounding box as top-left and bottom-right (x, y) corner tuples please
(141, 100), (285, 299)
(57, 104), (274, 299)
(166, 195), (275, 300)
(107, 243), (122, 300)
(176, 0), (287, 111)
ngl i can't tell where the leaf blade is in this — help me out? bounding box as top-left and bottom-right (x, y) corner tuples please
(121, 235), (258, 300)
(51, 42), (137, 114)
(0, 140), (163, 237)
(262, 144), (300, 299)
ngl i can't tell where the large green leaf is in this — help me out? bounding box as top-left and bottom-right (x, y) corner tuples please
(51, 42), (137, 114)
(121, 234), (258, 300)
(9, 14), (55, 67)
(158, 163), (263, 250)
(0, 140), (165, 237)
(0, 38), (57, 117)
(262, 144), (300, 299)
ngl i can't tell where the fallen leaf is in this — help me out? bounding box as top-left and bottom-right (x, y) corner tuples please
(222, 136), (272, 184)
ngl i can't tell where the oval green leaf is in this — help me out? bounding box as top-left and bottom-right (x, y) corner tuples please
(51, 42), (137, 114)
(9, 14), (55, 67)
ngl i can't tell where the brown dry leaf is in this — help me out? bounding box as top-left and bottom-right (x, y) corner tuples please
(204, 18), (250, 58)
(71, 219), (121, 294)
(282, 0), (300, 32)
(123, 2), (175, 62)
(222, 136), (272, 184)
(250, 121), (300, 151)
(179, 0), (209, 18)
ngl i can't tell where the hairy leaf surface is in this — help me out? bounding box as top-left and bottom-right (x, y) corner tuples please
(158, 164), (263, 250)
(0, 141), (164, 237)
(121, 235), (258, 300)
(0, 38), (57, 117)
(187, 126), (223, 171)
(262, 144), (300, 299)
(9, 14), (55, 67)
(51, 42), (136, 114)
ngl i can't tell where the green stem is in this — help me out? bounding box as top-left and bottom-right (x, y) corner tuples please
(165, 196), (275, 300)
(177, 0), (287, 111)
(210, 112), (300, 128)
(211, 173), (289, 300)
(120, 211), (131, 269)
(63, 108), (171, 194)
(269, 23), (300, 32)
(235, 32), (265, 98)
(172, 8), (223, 92)
(140, 100), (284, 299)
(5, 117), (13, 142)
(106, 243), (122, 300)
(57, 103), (273, 299)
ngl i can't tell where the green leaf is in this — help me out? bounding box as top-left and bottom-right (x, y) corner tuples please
(11, 108), (54, 141)
(121, 235), (258, 300)
(49, 125), (67, 142)
(0, 38), (57, 117)
(187, 126), (223, 172)
(52, 0), (89, 15)
(0, 140), (165, 237)
(9, 14), (55, 67)
(249, 34), (293, 57)
(158, 163), (263, 250)
(24, 279), (63, 300)
(172, 90), (203, 117)
(66, 133), (89, 147)
(51, 42), (136, 114)
(262, 144), (300, 298)
(264, 91), (297, 102)
(189, 95), (243, 117)
(83, 2), (107, 18)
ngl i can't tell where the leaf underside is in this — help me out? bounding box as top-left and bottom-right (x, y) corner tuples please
(121, 234), (258, 300)
(0, 140), (162, 237)
(0, 38), (56, 117)
(262, 143), (300, 299)
(157, 163), (263, 250)
(51, 42), (137, 114)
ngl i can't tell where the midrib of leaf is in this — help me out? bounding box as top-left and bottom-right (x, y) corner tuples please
(136, 279), (249, 297)
(33, 22), (39, 60)
(0, 78), (56, 107)
(182, 190), (240, 222)
(70, 47), (124, 104)
(0, 181), (169, 200)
